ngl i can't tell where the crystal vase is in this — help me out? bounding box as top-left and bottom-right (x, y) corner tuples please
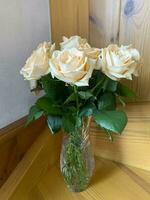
(60, 117), (95, 192)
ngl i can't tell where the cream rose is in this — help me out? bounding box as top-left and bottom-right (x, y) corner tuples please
(60, 36), (100, 67)
(49, 48), (94, 86)
(20, 42), (55, 81)
(97, 44), (140, 81)
(79, 43), (100, 66)
(60, 35), (87, 50)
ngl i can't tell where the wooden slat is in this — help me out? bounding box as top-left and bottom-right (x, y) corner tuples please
(127, 165), (150, 184)
(0, 117), (46, 188)
(0, 128), (62, 200)
(50, 0), (89, 47)
(90, 102), (150, 171)
(89, 0), (121, 47)
(119, 0), (150, 101)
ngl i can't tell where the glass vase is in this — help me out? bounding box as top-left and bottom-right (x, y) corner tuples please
(60, 117), (95, 192)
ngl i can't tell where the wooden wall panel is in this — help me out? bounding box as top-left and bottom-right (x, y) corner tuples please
(119, 0), (150, 101)
(50, 0), (150, 100)
(0, 117), (46, 188)
(89, 0), (121, 47)
(89, 0), (150, 101)
(50, 0), (89, 47)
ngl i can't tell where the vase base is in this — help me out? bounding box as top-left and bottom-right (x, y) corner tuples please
(67, 185), (89, 193)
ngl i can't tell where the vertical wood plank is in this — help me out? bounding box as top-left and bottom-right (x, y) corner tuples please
(89, 0), (121, 47)
(119, 0), (150, 101)
(50, 0), (89, 47)
(77, 0), (89, 40)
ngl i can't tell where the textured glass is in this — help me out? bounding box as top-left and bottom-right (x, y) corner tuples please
(60, 117), (95, 192)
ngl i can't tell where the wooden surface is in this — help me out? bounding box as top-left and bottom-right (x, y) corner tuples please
(0, 117), (149, 199)
(119, 0), (150, 101)
(0, 117), (46, 188)
(91, 102), (150, 171)
(1, 138), (149, 200)
(0, 128), (62, 200)
(27, 158), (150, 200)
(89, 0), (121, 48)
(50, 0), (89, 47)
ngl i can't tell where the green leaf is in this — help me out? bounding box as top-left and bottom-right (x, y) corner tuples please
(89, 70), (104, 89)
(103, 78), (118, 92)
(78, 91), (93, 100)
(62, 114), (76, 133)
(47, 115), (62, 134)
(94, 110), (127, 134)
(64, 93), (76, 104)
(36, 96), (62, 115)
(98, 93), (116, 110)
(62, 113), (81, 133)
(76, 116), (82, 129)
(117, 83), (136, 98)
(63, 106), (77, 114)
(41, 74), (68, 102)
(25, 105), (43, 127)
(79, 103), (96, 117)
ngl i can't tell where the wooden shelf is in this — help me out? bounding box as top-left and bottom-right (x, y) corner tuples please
(28, 158), (150, 200)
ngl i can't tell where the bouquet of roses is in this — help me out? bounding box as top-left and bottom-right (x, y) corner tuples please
(20, 35), (140, 138)
(20, 36), (140, 192)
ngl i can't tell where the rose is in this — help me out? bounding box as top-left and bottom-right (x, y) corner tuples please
(79, 44), (100, 66)
(60, 35), (100, 59)
(49, 48), (94, 86)
(97, 44), (140, 81)
(20, 42), (55, 81)
(60, 35), (88, 50)
(60, 35), (100, 66)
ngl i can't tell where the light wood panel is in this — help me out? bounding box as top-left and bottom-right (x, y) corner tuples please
(0, 117), (46, 188)
(89, 0), (121, 47)
(0, 128), (62, 200)
(90, 102), (150, 171)
(50, 0), (89, 47)
(119, 0), (150, 101)
(29, 158), (150, 200)
(89, 0), (150, 101)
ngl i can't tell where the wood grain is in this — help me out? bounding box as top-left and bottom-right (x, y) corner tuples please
(89, 0), (150, 101)
(119, 0), (150, 101)
(0, 117), (149, 199)
(50, 0), (150, 99)
(28, 158), (150, 200)
(50, 0), (89, 47)
(0, 128), (62, 200)
(90, 102), (150, 171)
(89, 0), (121, 47)
(0, 117), (46, 188)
